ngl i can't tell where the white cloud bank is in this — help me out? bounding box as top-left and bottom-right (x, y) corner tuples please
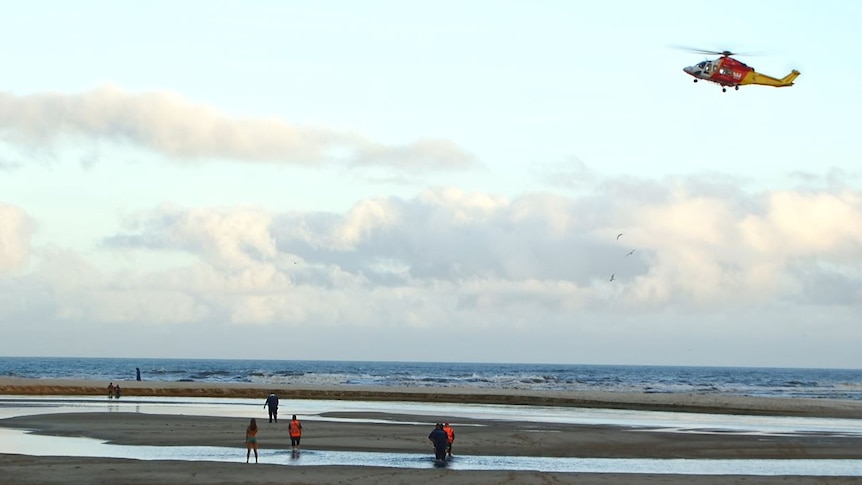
(1, 178), (860, 365)
(0, 86), (475, 171)
(13, 181), (862, 318)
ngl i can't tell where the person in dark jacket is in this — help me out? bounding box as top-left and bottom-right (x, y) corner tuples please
(263, 393), (279, 423)
(428, 423), (449, 461)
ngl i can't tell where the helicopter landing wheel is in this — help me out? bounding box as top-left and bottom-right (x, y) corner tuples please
(735, 86), (739, 91)
(722, 87), (727, 93)
(693, 79), (698, 83)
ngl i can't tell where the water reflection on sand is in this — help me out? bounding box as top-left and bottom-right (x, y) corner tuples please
(2, 396), (862, 475)
(2, 428), (862, 475)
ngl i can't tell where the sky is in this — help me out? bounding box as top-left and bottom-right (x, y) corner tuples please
(1, 1), (860, 367)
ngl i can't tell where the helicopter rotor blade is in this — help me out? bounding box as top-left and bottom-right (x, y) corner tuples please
(670, 45), (755, 57)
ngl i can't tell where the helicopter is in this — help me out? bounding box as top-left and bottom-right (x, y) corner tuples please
(681, 48), (800, 92)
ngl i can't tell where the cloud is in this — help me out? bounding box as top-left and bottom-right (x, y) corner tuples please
(3, 177), (861, 356)
(0, 85), (476, 171)
(353, 138), (476, 171)
(789, 168), (858, 189)
(0, 157), (23, 171)
(0, 204), (34, 273)
(104, 204), (278, 270)
(92, 181), (862, 320)
(538, 157), (598, 190)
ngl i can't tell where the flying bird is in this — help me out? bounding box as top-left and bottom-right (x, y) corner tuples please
(616, 233), (623, 240)
(626, 249), (635, 256)
(609, 274), (615, 282)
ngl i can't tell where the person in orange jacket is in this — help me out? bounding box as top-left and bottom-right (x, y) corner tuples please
(443, 422), (455, 457)
(289, 414), (303, 448)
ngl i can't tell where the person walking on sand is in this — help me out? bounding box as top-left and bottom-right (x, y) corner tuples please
(263, 392), (279, 423)
(289, 415), (303, 448)
(114, 384), (121, 399)
(443, 422), (455, 457)
(107, 382), (114, 399)
(136, 367), (141, 381)
(429, 423), (449, 462)
(245, 418), (259, 463)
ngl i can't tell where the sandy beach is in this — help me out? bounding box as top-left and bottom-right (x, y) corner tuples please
(2, 377), (862, 484)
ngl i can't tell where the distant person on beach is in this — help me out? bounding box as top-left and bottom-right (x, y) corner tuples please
(443, 422), (455, 457)
(114, 384), (121, 399)
(245, 418), (259, 463)
(263, 392), (279, 423)
(289, 415), (303, 448)
(428, 423), (449, 461)
(136, 367), (141, 381)
(107, 382), (114, 399)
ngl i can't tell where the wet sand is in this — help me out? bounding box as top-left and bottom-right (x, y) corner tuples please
(2, 378), (862, 484)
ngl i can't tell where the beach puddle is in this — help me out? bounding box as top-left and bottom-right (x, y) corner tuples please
(1, 427), (862, 476)
(4, 397), (862, 475)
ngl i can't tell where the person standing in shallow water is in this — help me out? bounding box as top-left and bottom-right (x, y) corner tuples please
(443, 422), (455, 457)
(245, 418), (259, 463)
(428, 423), (449, 461)
(289, 415), (303, 448)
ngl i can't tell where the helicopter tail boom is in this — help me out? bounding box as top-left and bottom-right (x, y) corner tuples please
(741, 69), (800, 87)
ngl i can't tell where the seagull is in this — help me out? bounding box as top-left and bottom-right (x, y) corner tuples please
(609, 273), (615, 282)
(626, 249), (635, 256)
(616, 233), (623, 240)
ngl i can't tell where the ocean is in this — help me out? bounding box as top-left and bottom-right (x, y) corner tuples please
(1, 357), (860, 401)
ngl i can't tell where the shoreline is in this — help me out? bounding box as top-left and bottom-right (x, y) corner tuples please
(3, 377), (862, 419)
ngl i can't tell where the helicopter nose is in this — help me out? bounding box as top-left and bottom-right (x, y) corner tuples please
(683, 66), (700, 76)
